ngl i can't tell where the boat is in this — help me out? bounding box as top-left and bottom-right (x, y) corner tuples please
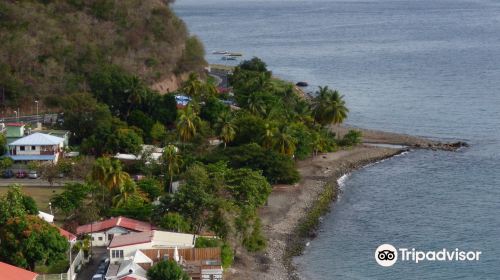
(221, 56), (237, 61)
(296, 81), (309, 87)
(226, 52), (243, 57)
(212, 50), (228, 55)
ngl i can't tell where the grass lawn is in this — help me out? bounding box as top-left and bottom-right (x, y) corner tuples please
(0, 185), (63, 212)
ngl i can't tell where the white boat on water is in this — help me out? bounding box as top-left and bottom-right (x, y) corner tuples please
(213, 50), (229, 54)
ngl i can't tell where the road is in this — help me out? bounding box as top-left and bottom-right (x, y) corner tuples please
(76, 247), (108, 280)
(0, 178), (81, 187)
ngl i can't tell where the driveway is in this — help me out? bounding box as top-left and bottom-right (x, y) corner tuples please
(76, 247), (108, 280)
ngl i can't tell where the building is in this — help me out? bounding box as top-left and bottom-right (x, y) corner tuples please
(5, 122), (25, 138)
(108, 230), (195, 263)
(56, 225), (77, 243)
(7, 132), (65, 163)
(76, 216), (154, 247)
(0, 262), (38, 280)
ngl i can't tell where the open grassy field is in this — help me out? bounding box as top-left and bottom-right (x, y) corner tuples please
(0, 185), (63, 212)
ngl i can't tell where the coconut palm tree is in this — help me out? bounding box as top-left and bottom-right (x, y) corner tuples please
(312, 86), (349, 126)
(215, 111), (236, 148)
(163, 144), (182, 193)
(112, 178), (139, 207)
(176, 104), (201, 142)
(245, 93), (266, 116)
(125, 76), (145, 118)
(91, 157), (112, 203)
(182, 73), (203, 100)
(107, 159), (130, 192)
(274, 127), (297, 156)
(261, 120), (277, 149)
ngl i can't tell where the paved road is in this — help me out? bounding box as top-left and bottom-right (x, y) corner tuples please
(76, 247), (108, 280)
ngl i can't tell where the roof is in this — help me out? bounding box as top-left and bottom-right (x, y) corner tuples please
(7, 155), (56, 161)
(55, 226), (77, 242)
(106, 260), (147, 280)
(9, 132), (64, 146)
(76, 216), (153, 235)
(38, 211), (54, 223)
(132, 250), (153, 264)
(0, 262), (38, 280)
(6, 123), (25, 127)
(109, 230), (195, 249)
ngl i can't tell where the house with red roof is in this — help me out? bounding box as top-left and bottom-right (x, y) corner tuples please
(108, 230), (195, 263)
(76, 216), (154, 246)
(56, 225), (77, 243)
(0, 262), (38, 280)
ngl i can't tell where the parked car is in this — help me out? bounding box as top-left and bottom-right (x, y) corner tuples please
(91, 274), (104, 280)
(15, 171), (27, 178)
(28, 170), (39, 179)
(2, 169), (14, 178)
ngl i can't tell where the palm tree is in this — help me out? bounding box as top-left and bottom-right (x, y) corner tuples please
(182, 73), (203, 100)
(215, 111), (237, 148)
(125, 76), (145, 118)
(163, 144), (182, 193)
(246, 93), (266, 116)
(274, 126), (297, 156)
(107, 160), (130, 192)
(91, 157), (112, 203)
(312, 86), (349, 127)
(261, 120), (277, 149)
(176, 104), (201, 142)
(112, 178), (141, 207)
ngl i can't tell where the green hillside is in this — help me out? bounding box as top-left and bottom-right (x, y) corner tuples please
(0, 0), (205, 106)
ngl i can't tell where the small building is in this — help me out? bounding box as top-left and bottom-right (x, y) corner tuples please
(76, 216), (154, 247)
(0, 261), (38, 280)
(108, 230), (195, 263)
(5, 122), (25, 138)
(7, 132), (65, 163)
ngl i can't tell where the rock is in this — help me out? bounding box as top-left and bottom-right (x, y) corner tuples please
(296, 81), (309, 87)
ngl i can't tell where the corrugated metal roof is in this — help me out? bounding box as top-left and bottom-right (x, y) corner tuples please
(9, 132), (64, 146)
(109, 230), (195, 249)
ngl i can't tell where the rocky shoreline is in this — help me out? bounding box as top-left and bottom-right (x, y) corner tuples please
(225, 127), (466, 280)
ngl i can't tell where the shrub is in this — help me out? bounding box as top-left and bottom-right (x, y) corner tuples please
(339, 129), (362, 146)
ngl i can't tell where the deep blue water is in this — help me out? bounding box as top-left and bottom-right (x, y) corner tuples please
(174, 0), (500, 279)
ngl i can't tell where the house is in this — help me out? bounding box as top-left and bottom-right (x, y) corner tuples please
(38, 211), (54, 223)
(76, 216), (154, 247)
(108, 230), (195, 263)
(0, 262), (38, 280)
(7, 132), (65, 163)
(106, 247), (223, 280)
(56, 225), (77, 243)
(5, 122), (25, 138)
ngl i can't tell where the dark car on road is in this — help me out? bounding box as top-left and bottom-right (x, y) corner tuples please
(2, 169), (14, 178)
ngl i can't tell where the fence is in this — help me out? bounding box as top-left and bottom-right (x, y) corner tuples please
(37, 249), (85, 280)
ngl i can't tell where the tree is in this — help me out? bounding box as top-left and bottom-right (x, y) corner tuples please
(159, 213), (191, 233)
(147, 260), (190, 280)
(50, 183), (94, 217)
(312, 86), (349, 126)
(91, 157), (113, 203)
(113, 178), (142, 207)
(0, 157), (13, 171)
(182, 73), (203, 100)
(150, 122), (167, 145)
(106, 128), (143, 154)
(0, 215), (69, 271)
(215, 111), (236, 148)
(0, 134), (7, 155)
(0, 185), (38, 224)
(162, 145), (182, 192)
(273, 126), (297, 156)
(176, 104), (201, 142)
(137, 178), (162, 201)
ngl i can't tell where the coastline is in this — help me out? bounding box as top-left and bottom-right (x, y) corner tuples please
(225, 126), (464, 280)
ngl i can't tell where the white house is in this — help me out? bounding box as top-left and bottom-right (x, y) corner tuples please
(108, 230), (195, 263)
(7, 132), (65, 163)
(76, 216), (154, 247)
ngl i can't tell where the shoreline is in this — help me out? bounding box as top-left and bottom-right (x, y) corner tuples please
(225, 126), (465, 280)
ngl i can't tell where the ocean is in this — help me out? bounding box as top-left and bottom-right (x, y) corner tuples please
(174, 0), (500, 278)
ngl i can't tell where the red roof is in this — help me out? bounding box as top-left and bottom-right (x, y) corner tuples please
(76, 216), (153, 235)
(55, 225), (77, 242)
(108, 231), (153, 248)
(0, 262), (37, 280)
(6, 122), (25, 127)
(120, 277), (139, 280)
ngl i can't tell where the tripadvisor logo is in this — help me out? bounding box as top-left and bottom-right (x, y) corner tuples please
(375, 244), (482, 267)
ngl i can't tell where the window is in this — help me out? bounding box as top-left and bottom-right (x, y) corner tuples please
(112, 250), (124, 259)
(108, 234), (114, 241)
(98, 237), (103, 241)
(31, 146), (36, 150)
(20, 146), (25, 151)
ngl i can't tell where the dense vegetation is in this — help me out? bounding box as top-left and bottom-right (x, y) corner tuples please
(0, 0), (205, 106)
(0, 54), (360, 272)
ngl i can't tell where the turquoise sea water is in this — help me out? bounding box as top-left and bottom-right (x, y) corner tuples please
(174, 0), (500, 278)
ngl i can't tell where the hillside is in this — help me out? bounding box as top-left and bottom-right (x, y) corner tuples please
(0, 0), (206, 107)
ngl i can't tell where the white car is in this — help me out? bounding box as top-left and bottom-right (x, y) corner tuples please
(28, 170), (39, 179)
